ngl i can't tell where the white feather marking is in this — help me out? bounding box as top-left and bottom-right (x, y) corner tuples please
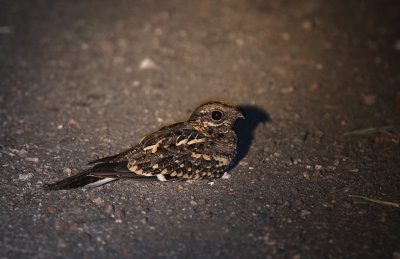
(157, 174), (168, 181)
(86, 178), (115, 188)
(187, 138), (205, 145)
(143, 139), (163, 153)
(176, 138), (188, 146)
(191, 152), (202, 158)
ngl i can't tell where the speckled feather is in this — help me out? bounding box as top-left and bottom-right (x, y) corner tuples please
(44, 101), (244, 190)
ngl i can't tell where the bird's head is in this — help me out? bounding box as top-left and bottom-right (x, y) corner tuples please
(188, 101), (244, 135)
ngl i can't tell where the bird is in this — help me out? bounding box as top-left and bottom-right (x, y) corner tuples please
(44, 101), (244, 190)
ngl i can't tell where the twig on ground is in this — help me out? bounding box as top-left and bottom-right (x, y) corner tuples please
(344, 126), (395, 136)
(349, 195), (399, 208)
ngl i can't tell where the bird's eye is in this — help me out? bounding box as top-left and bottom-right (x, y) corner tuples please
(211, 110), (223, 121)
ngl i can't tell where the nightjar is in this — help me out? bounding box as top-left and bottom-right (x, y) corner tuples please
(44, 101), (244, 190)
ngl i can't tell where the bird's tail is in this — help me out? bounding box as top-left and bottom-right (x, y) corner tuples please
(43, 169), (104, 190)
(43, 161), (157, 190)
(43, 162), (128, 190)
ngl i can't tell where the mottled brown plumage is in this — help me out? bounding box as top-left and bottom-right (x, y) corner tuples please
(44, 101), (244, 190)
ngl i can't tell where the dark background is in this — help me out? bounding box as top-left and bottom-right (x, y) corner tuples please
(1, 0), (399, 258)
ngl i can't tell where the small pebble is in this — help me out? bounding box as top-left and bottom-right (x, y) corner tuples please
(63, 168), (72, 174)
(114, 210), (125, 219)
(81, 43), (89, 50)
(333, 160), (340, 166)
(0, 26), (13, 34)
(314, 129), (324, 137)
(68, 119), (79, 127)
(281, 32), (291, 41)
(281, 86), (294, 94)
(312, 171), (321, 180)
(308, 82), (320, 91)
(132, 80), (141, 87)
(315, 165), (323, 170)
(265, 237), (277, 246)
(93, 197), (104, 205)
(198, 211), (213, 219)
(45, 207), (56, 214)
(295, 199), (304, 206)
(104, 204), (114, 214)
(292, 136), (303, 146)
(236, 38), (244, 46)
(221, 172), (231, 179)
(26, 157), (39, 163)
(140, 217), (148, 225)
(395, 40), (400, 51)
(301, 20), (313, 30)
(300, 210), (312, 216)
(18, 149), (28, 158)
(19, 173), (33, 181)
(362, 94), (376, 105)
(67, 222), (79, 231)
(139, 58), (158, 70)
(239, 161), (249, 166)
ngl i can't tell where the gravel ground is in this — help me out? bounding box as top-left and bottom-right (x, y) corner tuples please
(1, 0), (399, 258)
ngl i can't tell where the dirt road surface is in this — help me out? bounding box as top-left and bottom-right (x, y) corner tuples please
(1, 0), (399, 258)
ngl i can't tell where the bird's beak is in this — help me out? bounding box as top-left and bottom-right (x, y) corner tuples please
(236, 109), (245, 119)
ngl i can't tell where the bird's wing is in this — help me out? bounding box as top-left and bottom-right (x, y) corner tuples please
(87, 123), (193, 165)
(125, 123), (231, 179)
(87, 146), (140, 164)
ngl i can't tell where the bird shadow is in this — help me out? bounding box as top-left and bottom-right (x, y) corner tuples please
(230, 105), (270, 169)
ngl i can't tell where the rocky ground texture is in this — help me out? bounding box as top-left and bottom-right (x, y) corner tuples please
(1, 0), (399, 258)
